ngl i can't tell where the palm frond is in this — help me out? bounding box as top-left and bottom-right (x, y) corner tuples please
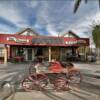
(84, 0), (88, 3)
(74, 0), (100, 13)
(74, 0), (82, 13)
(99, 0), (100, 8)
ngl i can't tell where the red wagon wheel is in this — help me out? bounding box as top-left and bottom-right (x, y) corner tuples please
(53, 76), (69, 91)
(35, 73), (48, 89)
(68, 70), (82, 84)
(22, 73), (48, 91)
(22, 76), (35, 91)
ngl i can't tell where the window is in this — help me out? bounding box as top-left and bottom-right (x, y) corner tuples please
(17, 48), (24, 56)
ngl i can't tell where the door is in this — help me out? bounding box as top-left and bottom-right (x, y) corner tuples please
(27, 48), (32, 61)
(51, 47), (60, 60)
(35, 47), (43, 56)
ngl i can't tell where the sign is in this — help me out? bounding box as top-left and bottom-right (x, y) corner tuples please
(65, 39), (86, 45)
(7, 37), (29, 43)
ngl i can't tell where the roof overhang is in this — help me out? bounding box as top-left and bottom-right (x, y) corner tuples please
(0, 34), (89, 47)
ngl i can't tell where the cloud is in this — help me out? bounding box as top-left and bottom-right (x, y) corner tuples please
(0, 1), (25, 29)
(34, 0), (100, 36)
(0, 24), (15, 34)
(25, 0), (38, 8)
(0, 0), (100, 38)
(35, 0), (73, 36)
(0, 0), (36, 30)
(46, 24), (58, 36)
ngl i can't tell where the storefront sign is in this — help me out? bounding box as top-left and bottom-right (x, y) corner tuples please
(65, 40), (86, 45)
(7, 37), (29, 43)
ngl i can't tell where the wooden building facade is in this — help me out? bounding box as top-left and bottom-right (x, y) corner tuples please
(0, 28), (89, 64)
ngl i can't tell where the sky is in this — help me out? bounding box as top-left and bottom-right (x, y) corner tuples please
(0, 0), (100, 38)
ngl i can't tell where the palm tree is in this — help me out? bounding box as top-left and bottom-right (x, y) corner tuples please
(74, 0), (100, 13)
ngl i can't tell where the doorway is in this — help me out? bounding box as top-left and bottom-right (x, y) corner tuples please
(51, 47), (60, 60)
(27, 48), (32, 61)
(35, 47), (43, 56)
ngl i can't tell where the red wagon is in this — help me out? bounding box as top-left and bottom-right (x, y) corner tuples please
(22, 61), (82, 91)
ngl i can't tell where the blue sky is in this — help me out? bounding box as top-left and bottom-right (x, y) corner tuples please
(0, 0), (100, 37)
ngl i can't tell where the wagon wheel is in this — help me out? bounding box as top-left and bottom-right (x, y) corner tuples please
(22, 77), (35, 91)
(53, 76), (69, 91)
(35, 73), (48, 90)
(68, 70), (82, 84)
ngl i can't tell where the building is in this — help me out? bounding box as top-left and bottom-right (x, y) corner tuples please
(0, 28), (89, 64)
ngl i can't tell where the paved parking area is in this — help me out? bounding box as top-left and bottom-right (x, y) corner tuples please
(0, 62), (100, 100)
(7, 89), (99, 100)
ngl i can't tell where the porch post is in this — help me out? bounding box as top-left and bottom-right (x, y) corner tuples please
(84, 46), (87, 61)
(7, 45), (10, 60)
(84, 46), (86, 61)
(4, 45), (7, 64)
(49, 46), (51, 62)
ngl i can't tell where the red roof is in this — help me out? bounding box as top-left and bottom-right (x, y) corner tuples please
(0, 34), (89, 46)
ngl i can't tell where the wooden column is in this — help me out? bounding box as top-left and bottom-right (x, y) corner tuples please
(49, 47), (51, 62)
(4, 45), (7, 64)
(83, 46), (86, 61)
(7, 45), (10, 60)
(84, 46), (87, 61)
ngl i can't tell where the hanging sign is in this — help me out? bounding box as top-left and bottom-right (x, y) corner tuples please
(7, 37), (29, 43)
(65, 39), (86, 45)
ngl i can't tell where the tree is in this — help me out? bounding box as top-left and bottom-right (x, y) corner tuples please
(92, 25), (100, 48)
(92, 25), (100, 61)
(74, 0), (100, 13)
